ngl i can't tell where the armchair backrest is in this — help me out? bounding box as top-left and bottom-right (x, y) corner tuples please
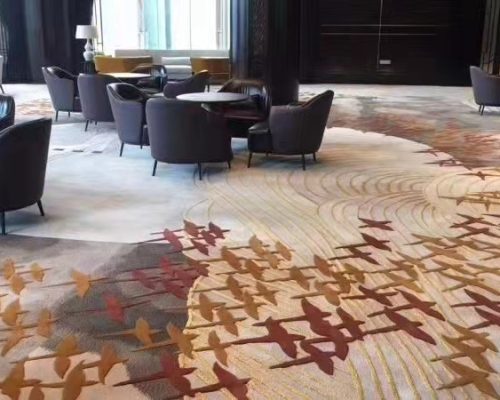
(42, 66), (78, 111)
(163, 70), (210, 98)
(470, 66), (500, 106)
(107, 83), (146, 145)
(220, 79), (271, 117)
(0, 118), (52, 211)
(78, 74), (118, 122)
(0, 95), (15, 131)
(146, 97), (231, 164)
(270, 90), (334, 155)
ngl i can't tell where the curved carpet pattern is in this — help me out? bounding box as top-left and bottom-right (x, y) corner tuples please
(1, 127), (500, 399)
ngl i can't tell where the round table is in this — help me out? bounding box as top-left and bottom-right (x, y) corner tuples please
(176, 92), (249, 104)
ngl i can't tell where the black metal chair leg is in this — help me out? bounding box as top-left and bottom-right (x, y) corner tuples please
(95, 121), (98, 126)
(68, 111), (71, 117)
(313, 153), (317, 162)
(480, 105), (485, 115)
(37, 200), (45, 217)
(198, 163), (203, 180)
(227, 161), (231, 169)
(119, 142), (125, 157)
(152, 160), (158, 176)
(1, 211), (5, 235)
(247, 152), (253, 168)
(55, 111), (59, 122)
(85, 120), (90, 131)
(301, 154), (306, 171)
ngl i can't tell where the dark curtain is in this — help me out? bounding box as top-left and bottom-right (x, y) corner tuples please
(481, 0), (500, 74)
(0, 0), (94, 83)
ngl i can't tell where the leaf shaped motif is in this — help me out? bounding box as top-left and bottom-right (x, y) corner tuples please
(275, 242), (292, 261)
(71, 270), (91, 298)
(10, 274), (25, 295)
(3, 259), (16, 280)
(2, 299), (23, 326)
(54, 356), (71, 379)
(30, 264), (45, 282)
(29, 385), (45, 400)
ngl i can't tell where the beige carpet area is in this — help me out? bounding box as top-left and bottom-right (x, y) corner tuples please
(0, 84), (499, 399)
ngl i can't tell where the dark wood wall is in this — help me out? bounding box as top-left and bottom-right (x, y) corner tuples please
(300, 0), (486, 85)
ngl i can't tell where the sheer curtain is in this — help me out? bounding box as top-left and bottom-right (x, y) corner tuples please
(95, 0), (229, 53)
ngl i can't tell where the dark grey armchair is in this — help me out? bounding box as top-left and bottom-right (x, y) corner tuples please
(470, 66), (500, 115)
(107, 83), (149, 156)
(78, 73), (118, 130)
(218, 79), (271, 138)
(0, 95), (15, 131)
(0, 118), (52, 235)
(163, 70), (210, 99)
(132, 64), (168, 93)
(247, 90), (334, 170)
(42, 66), (81, 121)
(146, 97), (232, 180)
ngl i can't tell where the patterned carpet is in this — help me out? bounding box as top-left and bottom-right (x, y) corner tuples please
(1, 87), (500, 399)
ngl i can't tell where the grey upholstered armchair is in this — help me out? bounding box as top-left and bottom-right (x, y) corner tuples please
(107, 83), (149, 156)
(247, 90), (334, 170)
(0, 95), (15, 131)
(132, 64), (168, 93)
(146, 97), (232, 180)
(0, 118), (52, 235)
(42, 66), (81, 121)
(163, 70), (210, 99)
(218, 79), (271, 138)
(78, 73), (118, 130)
(470, 66), (500, 115)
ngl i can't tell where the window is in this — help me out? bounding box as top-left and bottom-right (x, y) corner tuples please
(93, 0), (230, 54)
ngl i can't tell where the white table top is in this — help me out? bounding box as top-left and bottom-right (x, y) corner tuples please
(176, 92), (249, 104)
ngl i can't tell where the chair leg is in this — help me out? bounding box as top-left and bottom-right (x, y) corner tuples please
(95, 121), (98, 126)
(247, 152), (253, 168)
(152, 160), (158, 176)
(37, 200), (45, 217)
(227, 160), (231, 169)
(119, 142), (125, 157)
(55, 111), (59, 122)
(68, 111), (71, 118)
(313, 153), (317, 162)
(198, 163), (203, 181)
(0, 84), (4, 94)
(1, 211), (5, 235)
(480, 105), (485, 115)
(85, 120), (90, 131)
(301, 154), (306, 171)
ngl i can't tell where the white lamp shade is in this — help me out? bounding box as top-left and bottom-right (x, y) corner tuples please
(75, 25), (98, 39)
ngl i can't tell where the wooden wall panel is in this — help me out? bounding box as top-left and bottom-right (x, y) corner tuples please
(300, 0), (486, 85)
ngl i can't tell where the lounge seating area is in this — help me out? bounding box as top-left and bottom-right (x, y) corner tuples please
(40, 66), (332, 179)
(2, 1), (500, 399)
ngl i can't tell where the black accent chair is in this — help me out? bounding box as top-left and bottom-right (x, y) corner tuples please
(163, 70), (210, 99)
(470, 66), (500, 115)
(218, 79), (271, 138)
(132, 64), (168, 94)
(0, 95), (15, 131)
(42, 67), (81, 121)
(0, 118), (52, 235)
(78, 74), (118, 130)
(146, 97), (232, 180)
(247, 90), (334, 170)
(107, 83), (149, 156)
